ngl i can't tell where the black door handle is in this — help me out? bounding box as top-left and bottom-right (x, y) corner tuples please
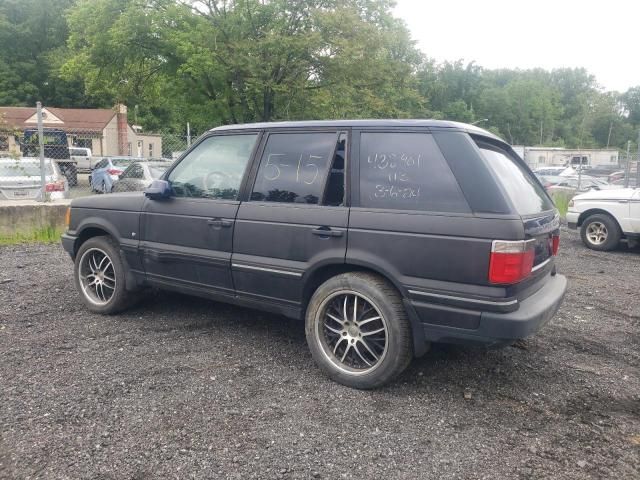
(207, 218), (234, 228)
(312, 227), (343, 238)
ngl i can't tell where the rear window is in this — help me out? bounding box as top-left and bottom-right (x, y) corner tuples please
(358, 132), (470, 212)
(112, 158), (133, 167)
(478, 142), (554, 215)
(0, 161), (53, 177)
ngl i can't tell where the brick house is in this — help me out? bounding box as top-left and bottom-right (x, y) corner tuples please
(0, 104), (162, 158)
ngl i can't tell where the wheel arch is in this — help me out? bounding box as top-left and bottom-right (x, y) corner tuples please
(577, 208), (623, 232)
(73, 219), (120, 256)
(73, 221), (140, 292)
(302, 261), (428, 357)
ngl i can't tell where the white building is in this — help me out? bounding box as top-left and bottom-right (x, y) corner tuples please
(513, 146), (619, 170)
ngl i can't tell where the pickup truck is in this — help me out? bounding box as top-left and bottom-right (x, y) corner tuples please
(567, 188), (640, 250)
(20, 128), (78, 186)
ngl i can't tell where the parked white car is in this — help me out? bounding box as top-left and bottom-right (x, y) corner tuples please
(567, 188), (640, 251)
(0, 157), (69, 200)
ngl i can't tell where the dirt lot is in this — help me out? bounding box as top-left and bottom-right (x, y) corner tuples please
(0, 229), (638, 479)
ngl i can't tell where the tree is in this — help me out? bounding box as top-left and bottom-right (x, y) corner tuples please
(0, 0), (85, 106)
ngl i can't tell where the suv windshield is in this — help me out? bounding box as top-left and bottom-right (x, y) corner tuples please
(477, 141), (554, 215)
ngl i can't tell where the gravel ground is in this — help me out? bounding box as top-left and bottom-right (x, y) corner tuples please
(1, 229), (638, 479)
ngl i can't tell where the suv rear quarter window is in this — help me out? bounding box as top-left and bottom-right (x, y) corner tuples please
(477, 141), (554, 215)
(358, 132), (470, 213)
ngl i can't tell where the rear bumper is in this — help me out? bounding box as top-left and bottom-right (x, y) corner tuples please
(566, 211), (579, 229)
(411, 274), (567, 346)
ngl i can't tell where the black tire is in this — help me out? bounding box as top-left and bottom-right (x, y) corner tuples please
(580, 214), (621, 251)
(74, 236), (134, 314)
(305, 272), (413, 389)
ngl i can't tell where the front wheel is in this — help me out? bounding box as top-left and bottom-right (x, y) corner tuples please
(580, 214), (621, 251)
(74, 236), (133, 314)
(305, 272), (413, 389)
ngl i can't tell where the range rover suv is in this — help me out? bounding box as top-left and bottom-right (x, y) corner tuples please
(62, 120), (567, 389)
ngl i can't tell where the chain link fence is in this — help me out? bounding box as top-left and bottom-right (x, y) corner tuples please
(618, 154), (639, 188)
(1, 103), (639, 202)
(0, 104), (198, 201)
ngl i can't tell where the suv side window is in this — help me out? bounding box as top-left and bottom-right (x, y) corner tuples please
(358, 132), (469, 213)
(250, 132), (339, 205)
(168, 134), (258, 200)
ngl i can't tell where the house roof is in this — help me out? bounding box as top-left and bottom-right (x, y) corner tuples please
(0, 106), (117, 133)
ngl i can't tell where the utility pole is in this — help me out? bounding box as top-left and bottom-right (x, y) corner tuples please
(187, 122), (191, 147)
(624, 141), (631, 188)
(606, 120), (613, 148)
(36, 102), (46, 202)
(636, 129), (640, 188)
(540, 119), (543, 145)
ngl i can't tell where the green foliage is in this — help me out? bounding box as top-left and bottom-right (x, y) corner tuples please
(0, 0), (637, 150)
(0, 0), (87, 106)
(550, 191), (572, 218)
(0, 226), (63, 245)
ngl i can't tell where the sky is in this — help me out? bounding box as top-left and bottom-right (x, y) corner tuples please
(393, 0), (640, 92)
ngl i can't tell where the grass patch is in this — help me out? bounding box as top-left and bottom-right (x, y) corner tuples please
(548, 191), (573, 218)
(0, 226), (64, 245)
(553, 193), (571, 218)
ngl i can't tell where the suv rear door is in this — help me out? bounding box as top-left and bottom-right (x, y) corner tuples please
(231, 130), (348, 316)
(347, 128), (532, 329)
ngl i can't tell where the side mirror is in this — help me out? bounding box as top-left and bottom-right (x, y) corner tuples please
(144, 179), (172, 200)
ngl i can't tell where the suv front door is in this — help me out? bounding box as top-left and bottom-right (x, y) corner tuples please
(232, 130), (349, 316)
(140, 132), (259, 297)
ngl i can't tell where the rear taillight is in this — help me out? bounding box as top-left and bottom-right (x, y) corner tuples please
(107, 169), (122, 175)
(551, 234), (560, 256)
(45, 181), (65, 192)
(488, 240), (535, 285)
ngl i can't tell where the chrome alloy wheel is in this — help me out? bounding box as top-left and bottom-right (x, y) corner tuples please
(78, 247), (116, 305)
(315, 291), (388, 375)
(586, 221), (608, 245)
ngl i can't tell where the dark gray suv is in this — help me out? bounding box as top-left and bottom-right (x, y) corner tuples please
(62, 120), (567, 389)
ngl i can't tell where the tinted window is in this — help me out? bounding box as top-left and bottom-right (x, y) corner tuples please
(478, 142), (554, 215)
(324, 132), (346, 206)
(122, 164), (144, 179)
(168, 134), (257, 199)
(359, 132), (469, 212)
(251, 132), (337, 204)
(94, 159), (108, 169)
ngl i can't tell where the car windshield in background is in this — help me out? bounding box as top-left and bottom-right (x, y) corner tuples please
(478, 141), (554, 215)
(0, 161), (53, 177)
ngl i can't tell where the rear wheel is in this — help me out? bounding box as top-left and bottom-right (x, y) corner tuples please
(305, 272), (413, 389)
(74, 236), (133, 314)
(580, 214), (621, 251)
